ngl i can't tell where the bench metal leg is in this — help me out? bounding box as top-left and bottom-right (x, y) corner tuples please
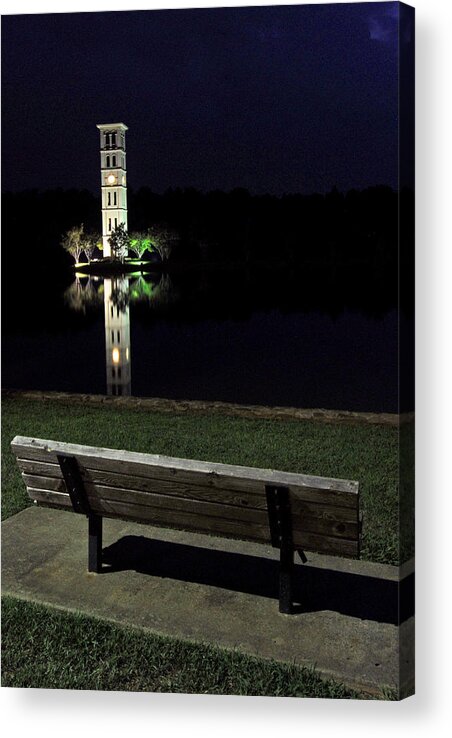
(57, 453), (103, 574)
(279, 537), (294, 614)
(266, 485), (294, 614)
(88, 514), (103, 573)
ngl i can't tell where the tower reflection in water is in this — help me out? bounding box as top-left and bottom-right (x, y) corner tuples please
(65, 272), (177, 397)
(104, 278), (131, 396)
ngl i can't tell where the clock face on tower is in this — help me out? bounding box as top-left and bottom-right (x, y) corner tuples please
(107, 174), (116, 185)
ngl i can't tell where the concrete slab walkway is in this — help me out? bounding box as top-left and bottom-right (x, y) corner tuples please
(2, 507), (414, 697)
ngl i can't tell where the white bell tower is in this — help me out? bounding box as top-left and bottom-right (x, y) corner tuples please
(96, 122), (128, 258)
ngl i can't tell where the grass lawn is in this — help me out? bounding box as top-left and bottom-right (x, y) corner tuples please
(2, 396), (404, 563)
(1, 395), (404, 697)
(2, 596), (368, 697)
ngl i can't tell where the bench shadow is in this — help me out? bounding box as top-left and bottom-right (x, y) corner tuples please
(101, 535), (414, 625)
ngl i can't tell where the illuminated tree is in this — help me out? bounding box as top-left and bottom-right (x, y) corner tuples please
(82, 232), (101, 263)
(61, 224), (85, 264)
(148, 224), (178, 262)
(109, 223), (129, 262)
(128, 231), (152, 259)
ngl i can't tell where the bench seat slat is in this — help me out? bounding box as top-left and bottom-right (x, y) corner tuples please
(18, 459), (272, 508)
(18, 460), (357, 522)
(23, 473), (359, 542)
(18, 456), (355, 509)
(28, 487), (359, 557)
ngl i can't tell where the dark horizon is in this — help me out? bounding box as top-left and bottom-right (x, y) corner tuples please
(1, 2), (413, 197)
(1, 182), (404, 198)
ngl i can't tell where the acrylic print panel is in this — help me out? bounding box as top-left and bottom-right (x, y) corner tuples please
(1, 1), (414, 700)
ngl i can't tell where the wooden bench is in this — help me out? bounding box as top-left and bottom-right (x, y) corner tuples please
(11, 435), (361, 614)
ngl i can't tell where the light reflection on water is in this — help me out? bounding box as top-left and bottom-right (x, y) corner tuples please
(103, 278), (131, 397)
(3, 268), (403, 412)
(65, 272), (177, 397)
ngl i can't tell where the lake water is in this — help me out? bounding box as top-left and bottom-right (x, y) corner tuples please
(2, 268), (403, 412)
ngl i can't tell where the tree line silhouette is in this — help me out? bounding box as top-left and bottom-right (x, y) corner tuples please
(2, 185), (413, 275)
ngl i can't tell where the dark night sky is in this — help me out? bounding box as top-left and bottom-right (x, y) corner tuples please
(1, 2), (407, 195)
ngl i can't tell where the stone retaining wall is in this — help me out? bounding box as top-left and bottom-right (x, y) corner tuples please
(2, 389), (411, 427)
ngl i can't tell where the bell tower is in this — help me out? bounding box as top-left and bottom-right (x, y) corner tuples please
(96, 122), (128, 258)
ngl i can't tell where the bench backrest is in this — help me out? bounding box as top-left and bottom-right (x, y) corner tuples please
(11, 436), (360, 558)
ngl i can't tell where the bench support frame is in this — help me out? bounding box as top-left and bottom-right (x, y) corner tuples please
(88, 513), (103, 573)
(57, 454), (103, 573)
(266, 485), (294, 614)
